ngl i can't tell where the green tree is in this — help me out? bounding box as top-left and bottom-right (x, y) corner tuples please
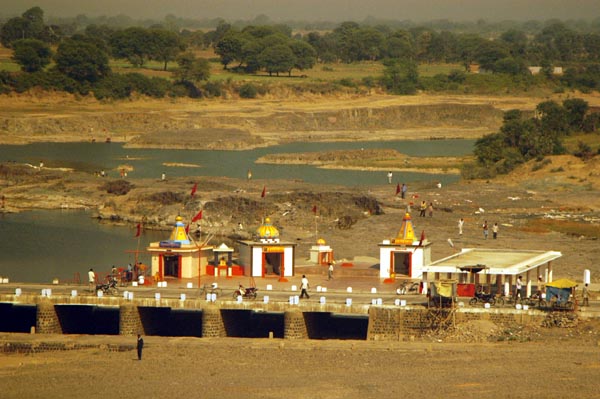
(381, 59), (418, 95)
(173, 52), (210, 83)
(214, 30), (244, 69)
(562, 98), (588, 131)
(289, 40), (317, 73)
(12, 39), (52, 72)
(259, 44), (295, 76)
(54, 39), (110, 83)
(110, 27), (152, 67)
(148, 29), (186, 71)
(0, 17), (30, 47)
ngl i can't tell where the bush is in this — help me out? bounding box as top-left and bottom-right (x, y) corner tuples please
(238, 83), (258, 98)
(100, 180), (133, 195)
(93, 74), (132, 100)
(146, 191), (184, 205)
(123, 73), (169, 98)
(202, 80), (223, 98)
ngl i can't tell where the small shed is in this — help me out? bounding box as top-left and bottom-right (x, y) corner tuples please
(309, 238), (334, 266)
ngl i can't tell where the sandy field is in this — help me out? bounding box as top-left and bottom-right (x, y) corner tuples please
(1, 328), (600, 399)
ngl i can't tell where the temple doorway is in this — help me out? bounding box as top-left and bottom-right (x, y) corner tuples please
(164, 255), (180, 277)
(264, 252), (282, 276)
(393, 251), (411, 276)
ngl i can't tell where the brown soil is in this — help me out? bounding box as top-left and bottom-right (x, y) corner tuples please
(1, 321), (600, 399)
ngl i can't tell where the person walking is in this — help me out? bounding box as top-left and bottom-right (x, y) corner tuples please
(137, 334), (144, 360)
(515, 276), (523, 300)
(482, 221), (489, 240)
(458, 218), (464, 235)
(88, 268), (96, 293)
(492, 222), (499, 239)
(387, 171), (393, 184)
(419, 201), (427, 217)
(328, 263), (334, 280)
(300, 275), (310, 299)
(582, 283), (589, 307)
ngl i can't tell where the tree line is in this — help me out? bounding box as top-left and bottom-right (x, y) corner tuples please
(2, 6), (600, 98)
(465, 98), (600, 179)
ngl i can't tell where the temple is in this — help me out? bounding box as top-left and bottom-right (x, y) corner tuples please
(237, 217), (296, 279)
(148, 216), (212, 280)
(378, 212), (432, 280)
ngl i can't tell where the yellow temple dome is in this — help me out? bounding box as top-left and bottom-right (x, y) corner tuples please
(393, 213), (415, 245)
(317, 238), (326, 245)
(168, 216), (191, 244)
(256, 217), (279, 239)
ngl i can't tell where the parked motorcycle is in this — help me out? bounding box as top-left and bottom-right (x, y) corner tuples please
(96, 277), (119, 296)
(469, 290), (496, 306)
(233, 286), (258, 299)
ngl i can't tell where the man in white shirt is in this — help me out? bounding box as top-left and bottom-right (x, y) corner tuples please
(300, 275), (310, 299)
(88, 268), (96, 293)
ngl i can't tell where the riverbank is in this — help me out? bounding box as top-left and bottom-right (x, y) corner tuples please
(2, 92), (598, 149)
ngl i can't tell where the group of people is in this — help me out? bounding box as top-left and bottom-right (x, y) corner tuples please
(418, 201), (434, 217)
(456, 219), (500, 240)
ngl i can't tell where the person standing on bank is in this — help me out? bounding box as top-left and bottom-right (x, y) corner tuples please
(88, 268), (96, 293)
(482, 221), (489, 240)
(458, 218), (464, 236)
(401, 183), (407, 199)
(300, 275), (310, 299)
(328, 263), (334, 280)
(492, 222), (499, 239)
(582, 283), (589, 307)
(387, 171), (393, 184)
(137, 334), (144, 360)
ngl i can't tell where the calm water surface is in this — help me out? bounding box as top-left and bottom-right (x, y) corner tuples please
(0, 140), (474, 186)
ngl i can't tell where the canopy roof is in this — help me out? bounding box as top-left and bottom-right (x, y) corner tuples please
(545, 278), (578, 289)
(423, 248), (562, 276)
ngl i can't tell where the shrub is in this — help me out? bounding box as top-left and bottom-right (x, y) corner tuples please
(238, 83), (258, 98)
(100, 179), (133, 195)
(202, 80), (223, 98)
(145, 191), (184, 205)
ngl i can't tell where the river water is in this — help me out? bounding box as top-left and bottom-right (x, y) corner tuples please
(0, 140), (473, 185)
(0, 139), (474, 283)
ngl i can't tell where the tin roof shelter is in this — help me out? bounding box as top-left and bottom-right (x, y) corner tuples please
(422, 248), (562, 297)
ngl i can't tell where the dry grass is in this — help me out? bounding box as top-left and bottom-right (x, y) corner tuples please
(520, 219), (600, 238)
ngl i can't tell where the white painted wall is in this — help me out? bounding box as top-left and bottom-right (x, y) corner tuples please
(284, 247), (294, 277)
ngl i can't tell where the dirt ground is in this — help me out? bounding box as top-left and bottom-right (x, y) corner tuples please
(1, 324), (600, 399)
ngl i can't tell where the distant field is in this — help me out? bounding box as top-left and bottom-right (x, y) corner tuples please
(0, 45), (463, 83)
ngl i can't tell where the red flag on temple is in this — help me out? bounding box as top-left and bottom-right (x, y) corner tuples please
(135, 223), (141, 238)
(261, 186), (266, 198)
(396, 183), (401, 195)
(190, 182), (198, 197)
(414, 230), (425, 252)
(192, 210), (203, 222)
(185, 224), (190, 234)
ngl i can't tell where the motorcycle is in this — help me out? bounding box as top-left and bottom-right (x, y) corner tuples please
(469, 290), (496, 306)
(96, 277), (119, 296)
(233, 286), (258, 299)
